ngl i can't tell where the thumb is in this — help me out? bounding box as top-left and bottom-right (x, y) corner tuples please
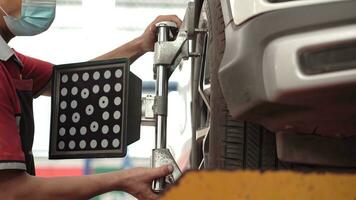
(148, 165), (174, 180)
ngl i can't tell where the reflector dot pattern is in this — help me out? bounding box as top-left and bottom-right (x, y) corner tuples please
(55, 66), (125, 155)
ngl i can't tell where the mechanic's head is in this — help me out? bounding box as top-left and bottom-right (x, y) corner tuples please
(0, 0), (56, 41)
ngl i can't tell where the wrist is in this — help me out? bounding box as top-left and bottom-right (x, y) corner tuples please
(135, 36), (147, 55)
(111, 171), (130, 192)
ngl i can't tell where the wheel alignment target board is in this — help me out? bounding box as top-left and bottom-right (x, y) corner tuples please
(49, 59), (130, 159)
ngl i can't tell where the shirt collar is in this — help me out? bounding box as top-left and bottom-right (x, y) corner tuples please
(0, 35), (14, 61)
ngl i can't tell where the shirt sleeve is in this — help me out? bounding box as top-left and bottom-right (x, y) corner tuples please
(15, 51), (53, 97)
(0, 64), (26, 171)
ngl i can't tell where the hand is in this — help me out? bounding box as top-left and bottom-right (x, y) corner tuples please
(119, 165), (174, 200)
(138, 15), (182, 53)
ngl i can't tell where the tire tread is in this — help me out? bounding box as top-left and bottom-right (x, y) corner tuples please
(206, 0), (278, 170)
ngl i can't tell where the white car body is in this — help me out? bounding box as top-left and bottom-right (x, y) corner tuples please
(228, 0), (348, 25)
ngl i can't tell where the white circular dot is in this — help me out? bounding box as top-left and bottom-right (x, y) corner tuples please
(99, 96), (109, 109)
(101, 139), (109, 148)
(102, 111), (110, 120)
(93, 71), (100, 80)
(71, 87), (78, 96)
(59, 114), (66, 123)
(61, 75), (68, 83)
(60, 101), (67, 110)
(104, 70), (111, 79)
(115, 69), (122, 78)
(103, 84), (111, 93)
(58, 141), (65, 150)
(71, 100), (78, 109)
(113, 111), (121, 120)
(114, 83), (122, 92)
(112, 139), (120, 148)
(79, 140), (86, 149)
(61, 88), (68, 96)
(102, 125), (109, 134)
(72, 112), (80, 123)
(81, 88), (89, 99)
(114, 97), (121, 106)
(90, 121), (99, 132)
(69, 140), (76, 149)
(82, 72), (89, 81)
(85, 105), (94, 115)
(113, 125), (120, 134)
(72, 73), (79, 82)
(80, 126), (87, 135)
(90, 140), (97, 149)
(92, 85), (100, 94)
(69, 127), (76, 136)
(59, 128), (66, 136)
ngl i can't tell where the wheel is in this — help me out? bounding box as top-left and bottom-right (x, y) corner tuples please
(192, 0), (356, 172)
(192, 0), (278, 170)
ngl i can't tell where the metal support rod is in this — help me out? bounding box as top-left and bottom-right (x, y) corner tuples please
(155, 26), (169, 149)
(155, 71), (168, 148)
(153, 24), (170, 192)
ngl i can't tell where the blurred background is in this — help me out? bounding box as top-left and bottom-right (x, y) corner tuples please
(10, 0), (191, 199)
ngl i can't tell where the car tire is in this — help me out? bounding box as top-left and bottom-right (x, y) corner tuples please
(193, 0), (279, 170)
(194, 0), (356, 172)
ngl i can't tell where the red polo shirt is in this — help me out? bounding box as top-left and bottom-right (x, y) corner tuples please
(0, 51), (52, 171)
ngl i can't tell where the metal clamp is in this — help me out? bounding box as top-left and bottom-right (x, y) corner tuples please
(152, 149), (182, 192)
(153, 1), (206, 79)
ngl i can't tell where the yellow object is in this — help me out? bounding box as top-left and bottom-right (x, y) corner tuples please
(161, 171), (356, 200)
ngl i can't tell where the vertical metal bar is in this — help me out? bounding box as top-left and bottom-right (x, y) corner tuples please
(153, 24), (170, 192)
(155, 25), (169, 149)
(155, 67), (168, 149)
(158, 26), (168, 42)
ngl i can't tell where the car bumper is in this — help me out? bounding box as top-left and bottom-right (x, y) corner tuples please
(219, 1), (356, 136)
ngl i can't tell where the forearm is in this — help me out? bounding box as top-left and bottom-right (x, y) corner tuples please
(40, 36), (146, 97)
(31, 173), (122, 200)
(39, 14), (181, 99)
(2, 171), (126, 200)
(94, 36), (146, 64)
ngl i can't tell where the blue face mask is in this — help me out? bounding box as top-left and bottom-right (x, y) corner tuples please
(1, 0), (56, 36)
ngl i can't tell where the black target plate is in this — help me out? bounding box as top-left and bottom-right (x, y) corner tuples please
(49, 59), (131, 159)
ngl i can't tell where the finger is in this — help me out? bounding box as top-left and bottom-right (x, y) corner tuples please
(138, 186), (160, 200)
(161, 15), (182, 27)
(150, 15), (181, 32)
(147, 191), (160, 200)
(147, 165), (174, 180)
(171, 15), (183, 27)
(153, 15), (182, 28)
(169, 15), (182, 27)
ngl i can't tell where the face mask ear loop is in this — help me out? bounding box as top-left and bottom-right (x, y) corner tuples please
(0, 6), (9, 16)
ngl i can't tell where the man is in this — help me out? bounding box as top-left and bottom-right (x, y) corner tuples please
(0, 0), (182, 199)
